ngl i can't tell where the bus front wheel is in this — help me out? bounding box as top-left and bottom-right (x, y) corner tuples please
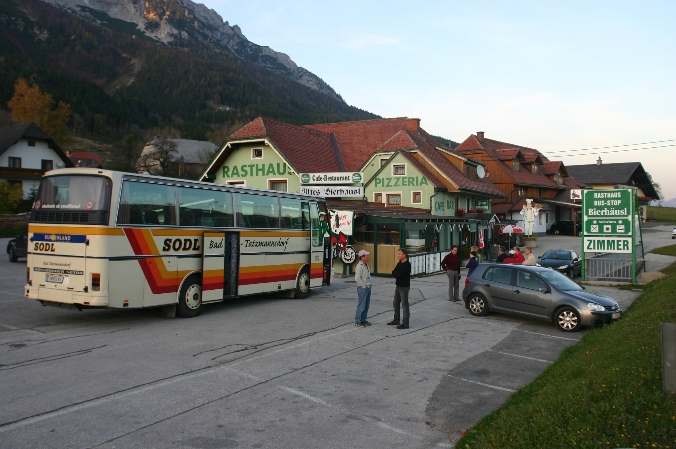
(294, 267), (311, 299)
(177, 274), (203, 318)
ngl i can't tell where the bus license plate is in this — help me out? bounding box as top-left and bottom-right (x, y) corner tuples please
(612, 312), (620, 320)
(46, 275), (64, 284)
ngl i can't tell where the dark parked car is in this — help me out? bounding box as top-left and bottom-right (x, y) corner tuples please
(536, 249), (582, 278)
(548, 220), (581, 235)
(462, 264), (621, 332)
(6, 234), (28, 262)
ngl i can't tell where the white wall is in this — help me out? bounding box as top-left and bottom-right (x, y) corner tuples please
(0, 138), (63, 197)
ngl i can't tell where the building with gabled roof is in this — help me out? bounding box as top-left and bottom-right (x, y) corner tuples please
(566, 159), (659, 204)
(455, 131), (585, 234)
(201, 117), (509, 273)
(0, 122), (73, 197)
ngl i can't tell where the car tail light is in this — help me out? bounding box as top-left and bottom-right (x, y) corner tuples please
(91, 273), (100, 291)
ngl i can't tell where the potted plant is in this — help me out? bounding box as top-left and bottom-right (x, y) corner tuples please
(521, 236), (538, 248)
(456, 208), (466, 217)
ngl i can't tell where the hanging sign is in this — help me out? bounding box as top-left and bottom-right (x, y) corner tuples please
(329, 210), (354, 236)
(299, 186), (364, 198)
(300, 172), (363, 185)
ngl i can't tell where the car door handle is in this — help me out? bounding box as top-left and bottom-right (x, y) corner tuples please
(514, 290), (521, 294)
(484, 283), (491, 287)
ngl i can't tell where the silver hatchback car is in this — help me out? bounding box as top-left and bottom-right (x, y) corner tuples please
(462, 264), (621, 332)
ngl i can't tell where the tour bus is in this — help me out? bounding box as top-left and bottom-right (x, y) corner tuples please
(24, 168), (332, 317)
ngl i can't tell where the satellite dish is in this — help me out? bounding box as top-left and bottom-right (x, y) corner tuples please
(477, 165), (485, 179)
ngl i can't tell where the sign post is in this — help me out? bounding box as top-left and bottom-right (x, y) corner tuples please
(581, 189), (636, 282)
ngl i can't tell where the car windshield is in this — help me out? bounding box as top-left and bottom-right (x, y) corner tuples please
(539, 270), (582, 291)
(541, 250), (572, 260)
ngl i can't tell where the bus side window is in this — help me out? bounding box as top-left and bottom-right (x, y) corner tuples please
(117, 181), (175, 226)
(281, 198), (301, 229)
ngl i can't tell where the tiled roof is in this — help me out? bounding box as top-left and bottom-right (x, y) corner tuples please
(0, 122), (72, 166)
(305, 117), (420, 172)
(232, 117), (341, 173)
(542, 161), (562, 176)
(457, 134), (566, 189)
(496, 149), (522, 160)
(566, 162), (659, 200)
(397, 151), (446, 189)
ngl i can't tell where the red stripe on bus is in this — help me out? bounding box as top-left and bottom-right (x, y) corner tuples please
(138, 259), (180, 294)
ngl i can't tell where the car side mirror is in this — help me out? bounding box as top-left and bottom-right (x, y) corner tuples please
(537, 256), (541, 259)
(538, 288), (550, 293)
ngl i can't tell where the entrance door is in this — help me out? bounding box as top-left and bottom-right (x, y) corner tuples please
(308, 202), (325, 288)
(202, 231), (225, 302)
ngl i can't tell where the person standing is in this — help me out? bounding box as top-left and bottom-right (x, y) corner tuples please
(471, 245), (482, 263)
(466, 251), (479, 277)
(388, 248), (411, 329)
(441, 245), (461, 302)
(496, 246), (508, 263)
(354, 250), (372, 327)
(522, 247), (536, 266)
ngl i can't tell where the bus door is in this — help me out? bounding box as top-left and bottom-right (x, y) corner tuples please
(202, 231), (238, 302)
(308, 202), (328, 288)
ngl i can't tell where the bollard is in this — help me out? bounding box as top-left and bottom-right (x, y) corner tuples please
(662, 323), (676, 394)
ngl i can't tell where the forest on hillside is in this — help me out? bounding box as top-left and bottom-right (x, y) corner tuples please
(0, 0), (377, 170)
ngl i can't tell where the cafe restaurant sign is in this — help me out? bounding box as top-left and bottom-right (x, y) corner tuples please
(300, 172), (363, 185)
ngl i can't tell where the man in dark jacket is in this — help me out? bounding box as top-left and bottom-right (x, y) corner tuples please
(496, 246), (508, 263)
(441, 245), (461, 301)
(389, 248), (412, 329)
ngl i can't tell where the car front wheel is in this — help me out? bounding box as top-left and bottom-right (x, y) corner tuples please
(467, 294), (489, 316)
(555, 306), (580, 332)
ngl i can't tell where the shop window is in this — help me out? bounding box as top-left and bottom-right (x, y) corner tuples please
(374, 193), (383, 203)
(251, 148), (263, 159)
(8, 157), (21, 168)
(268, 180), (287, 191)
(354, 223), (374, 244)
(412, 191), (422, 204)
(41, 160), (53, 171)
(393, 164), (406, 176)
(378, 223), (400, 245)
(386, 194), (401, 206)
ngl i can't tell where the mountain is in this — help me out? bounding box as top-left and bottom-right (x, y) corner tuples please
(0, 0), (377, 143)
(38, 0), (344, 102)
(659, 198), (676, 208)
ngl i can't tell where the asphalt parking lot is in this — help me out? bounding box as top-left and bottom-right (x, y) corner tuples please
(0, 236), (655, 448)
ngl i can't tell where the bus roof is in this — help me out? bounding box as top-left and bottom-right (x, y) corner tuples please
(40, 168), (327, 202)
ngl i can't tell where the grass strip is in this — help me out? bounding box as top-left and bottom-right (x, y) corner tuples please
(652, 244), (676, 257)
(456, 267), (676, 448)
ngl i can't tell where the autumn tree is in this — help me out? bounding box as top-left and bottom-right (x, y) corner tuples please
(6, 78), (72, 145)
(0, 182), (25, 214)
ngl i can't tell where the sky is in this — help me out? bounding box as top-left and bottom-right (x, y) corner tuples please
(196, 0), (676, 200)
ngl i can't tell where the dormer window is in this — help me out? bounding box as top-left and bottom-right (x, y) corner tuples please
(252, 148), (263, 159)
(554, 175), (564, 185)
(512, 161), (520, 171)
(531, 164), (538, 174)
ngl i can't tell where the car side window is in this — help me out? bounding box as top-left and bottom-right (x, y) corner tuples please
(483, 267), (513, 285)
(516, 271), (548, 291)
(572, 251), (579, 260)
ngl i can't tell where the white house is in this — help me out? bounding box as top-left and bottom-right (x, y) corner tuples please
(0, 123), (73, 197)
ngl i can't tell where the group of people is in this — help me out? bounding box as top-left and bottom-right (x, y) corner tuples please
(353, 243), (536, 329)
(495, 245), (536, 266)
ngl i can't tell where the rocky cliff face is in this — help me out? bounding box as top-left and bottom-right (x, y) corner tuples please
(38, 0), (344, 102)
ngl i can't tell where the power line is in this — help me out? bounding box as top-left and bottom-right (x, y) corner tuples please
(556, 143), (676, 157)
(547, 138), (676, 155)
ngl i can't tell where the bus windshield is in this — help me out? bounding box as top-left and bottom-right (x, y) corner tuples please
(34, 175), (112, 213)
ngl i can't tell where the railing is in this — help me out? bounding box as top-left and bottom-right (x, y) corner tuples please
(409, 250), (450, 276)
(585, 256), (645, 282)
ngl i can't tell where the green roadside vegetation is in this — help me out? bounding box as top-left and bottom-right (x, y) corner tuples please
(646, 206), (676, 225)
(456, 260), (676, 448)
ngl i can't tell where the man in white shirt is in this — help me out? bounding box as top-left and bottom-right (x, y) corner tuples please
(354, 250), (372, 327)
(522, 247), (537, 266)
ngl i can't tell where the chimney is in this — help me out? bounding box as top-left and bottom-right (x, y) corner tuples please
(597, 156), (602, 165)
(405, 118), (420, 132)
(476, 131), (485, 143)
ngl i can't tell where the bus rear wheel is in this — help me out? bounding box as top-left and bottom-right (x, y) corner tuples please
(177, 274), (203, 318)
(294, 267), (310, 299)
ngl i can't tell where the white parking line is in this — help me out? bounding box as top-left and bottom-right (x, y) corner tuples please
(279, 386), (422, 439)
(488, 349), (553, 364)
(517, 330), (579, 341)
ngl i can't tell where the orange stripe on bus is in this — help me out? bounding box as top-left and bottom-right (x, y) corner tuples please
(28, 225), (124, 235)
